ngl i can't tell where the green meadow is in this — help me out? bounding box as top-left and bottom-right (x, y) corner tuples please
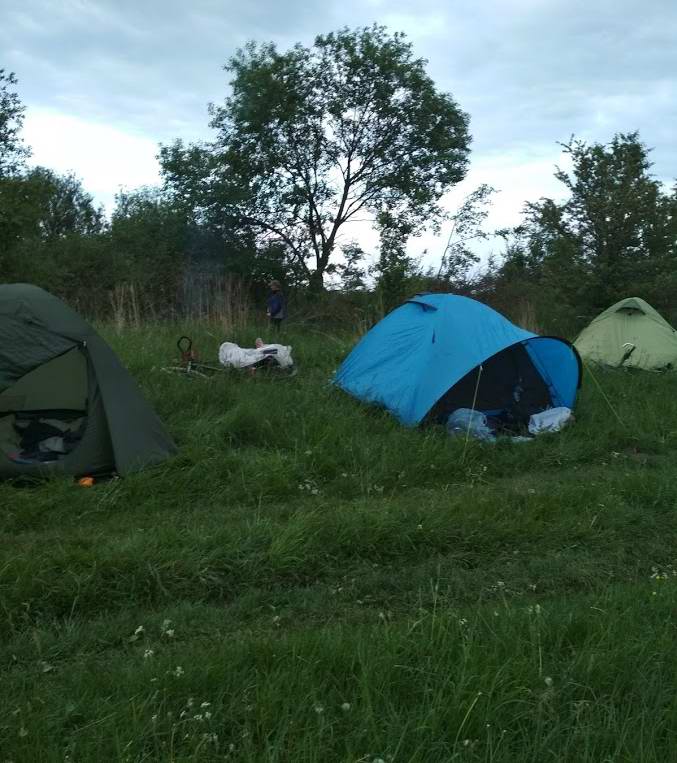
(2, 324), (677, 762)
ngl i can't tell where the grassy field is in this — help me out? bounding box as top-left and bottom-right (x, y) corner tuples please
(2, 323), (677, 762)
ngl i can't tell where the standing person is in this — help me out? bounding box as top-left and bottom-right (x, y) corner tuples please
(266, 280), (287, 331)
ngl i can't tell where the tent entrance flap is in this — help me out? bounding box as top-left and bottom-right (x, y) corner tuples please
(0, 347), (88, 464)
(426, 343), (551, 424)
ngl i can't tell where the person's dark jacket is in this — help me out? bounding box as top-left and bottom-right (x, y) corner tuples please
(267, 292), (287, 320)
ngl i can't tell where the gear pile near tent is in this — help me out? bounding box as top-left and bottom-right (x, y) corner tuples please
(334, 294), (582, 427)
(574, 297), (677, 371)
(0, 284), (176, 478)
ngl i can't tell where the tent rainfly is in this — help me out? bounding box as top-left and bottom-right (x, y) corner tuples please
(0, 283), (177, 478)
(574, 297), (677, 371)
(334, 293), (581, 426)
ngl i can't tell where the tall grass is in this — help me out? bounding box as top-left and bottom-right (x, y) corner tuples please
(110, 282), (142, 330)
(181, 273), (251, 331)
(2, 323), (677, 760)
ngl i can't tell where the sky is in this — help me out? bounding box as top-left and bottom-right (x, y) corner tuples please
(2, 0), (677, 268)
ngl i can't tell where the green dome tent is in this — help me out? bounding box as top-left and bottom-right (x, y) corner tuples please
(0, 284), (177, 478)
(574, 297), (677, 371)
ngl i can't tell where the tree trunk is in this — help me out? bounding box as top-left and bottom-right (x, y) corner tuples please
(308, 268), (324, 292)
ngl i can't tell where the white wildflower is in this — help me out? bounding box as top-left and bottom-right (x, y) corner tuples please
(143, 649), (154, 659)
(161, 619), (175, 638)
(544, 676), (554, 687)
(341, 702), (351, 712)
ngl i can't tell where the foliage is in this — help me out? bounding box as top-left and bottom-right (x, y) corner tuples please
(0, 69), (29, 179)
(21, 166), (104, 239)
(1, 167), (103, 245)
(331, 242), (368, 291)
(110, 187), (187, 311)
(436, 183), (496, 286)
(490, 133), (677, 332)
(371, 214), (421, 312)
(160, 25), (471, 289)
(0, 168), (106, 298)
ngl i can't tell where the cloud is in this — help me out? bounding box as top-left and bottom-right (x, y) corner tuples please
(22, 109), (161, 211)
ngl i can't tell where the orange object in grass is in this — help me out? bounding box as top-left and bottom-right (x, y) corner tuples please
(78, 476), (95, 487)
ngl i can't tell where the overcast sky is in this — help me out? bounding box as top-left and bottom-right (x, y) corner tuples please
(2, 0), (676, 266)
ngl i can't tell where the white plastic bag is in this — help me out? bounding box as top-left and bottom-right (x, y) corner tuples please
(528, 406), (573, 435)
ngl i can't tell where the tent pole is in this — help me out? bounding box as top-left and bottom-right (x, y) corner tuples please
(462, 364), (483, 463)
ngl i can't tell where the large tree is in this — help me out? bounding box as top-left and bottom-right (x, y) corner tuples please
(2, 167), (102, 246)
(160, 25), (471, 289)
(522, 133), (676, 307)
(0, 70), (30, 178)
(23, 167), (104, 240)
(491, 132), (677, 332)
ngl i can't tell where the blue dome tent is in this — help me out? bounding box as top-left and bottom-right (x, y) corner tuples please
(334, 294), (581, 427)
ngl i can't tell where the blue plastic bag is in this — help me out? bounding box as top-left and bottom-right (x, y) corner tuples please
(446, 408), (496, 442)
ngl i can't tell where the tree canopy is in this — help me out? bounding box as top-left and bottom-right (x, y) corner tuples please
(0, 70), (30, 179)
(491, 132), (677, 330)
(160, 25), (471, 288)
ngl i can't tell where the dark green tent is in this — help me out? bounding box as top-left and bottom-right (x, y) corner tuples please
(0, 283), (177, 478)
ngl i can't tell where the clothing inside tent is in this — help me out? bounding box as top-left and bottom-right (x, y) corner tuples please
(0, 348), (89, 464)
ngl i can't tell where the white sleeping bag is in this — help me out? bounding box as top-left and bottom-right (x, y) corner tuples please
(218, 342), (293, 369)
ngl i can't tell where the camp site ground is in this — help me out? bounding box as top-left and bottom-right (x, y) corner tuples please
(3, 318), (677, 761)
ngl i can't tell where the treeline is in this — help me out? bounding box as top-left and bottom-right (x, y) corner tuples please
(2, 27), (677, 335)
(481, 135), (677, 335)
